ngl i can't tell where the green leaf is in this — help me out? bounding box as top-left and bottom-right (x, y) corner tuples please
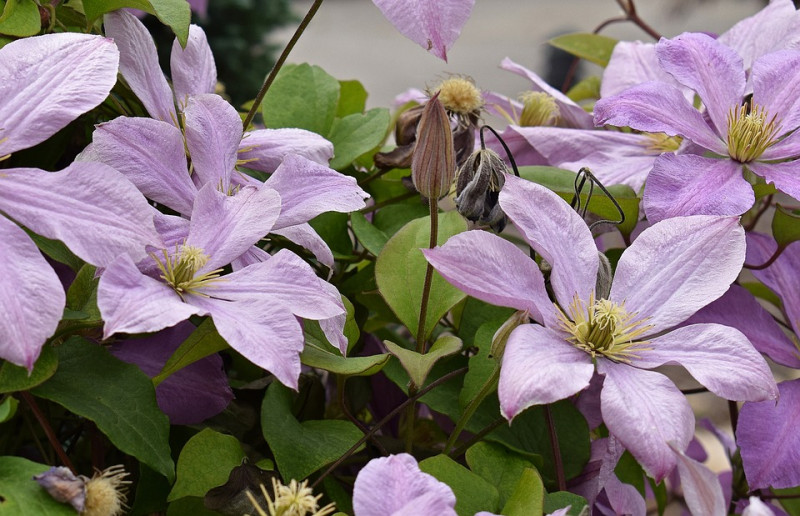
(375, 211), (467, 341)
(614, 450), (645, 495)
(301, 338), (390, 377)
(566, 75), (601, 103)
(328, 108), (390, 169)
(383, 335), (462, 387)
(83, 0), (150, 20)
(774, 485), (800, 515)
(0, 395), (18, 422)
(31, 337), (175, 481)
(465, 442), (538, 509)
(772, 204), (800, 247)
(0, 456), (77, 515)
(350, 211), (389, 256)
(335, 80), (368, 117)
(549, 33), (618, 67)
(372, 202), (429, 236)
(261, 63), (340, 135)
(0, 0), (41, 37)
(65, 264), (100, 321)
(168, 428), (246, 501)
(130, 464), (171, 516)
(83, 0), (190, 46)
(459, 319), (505, 409)
(166, 496), (219, 516)
(153, 319), (227, 386)
(519, 166), (639, 235)
(419, 454), (500, 516)
(27, 232), (83, 271)
(308, 212), (353, 258)
(0, 344), (57, 394)
(543, 491), (588, 515)
(261, 383), (363, 482)
(741, 281), (783, 310)
(458, 298), (515, 349)
(501, 467), (544, 516)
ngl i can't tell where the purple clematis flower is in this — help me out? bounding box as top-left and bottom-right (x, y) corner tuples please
(423, 174), (777, 480)
(0, 33), (160, 369)
(595, 32), (800, 222)
(352, 454), (456, 516)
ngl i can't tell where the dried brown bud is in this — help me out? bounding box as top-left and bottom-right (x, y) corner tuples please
(411, 92), (455, 200)
(455, 148), (508, 231)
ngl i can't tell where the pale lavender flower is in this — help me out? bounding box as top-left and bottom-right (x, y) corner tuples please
(423, 174), (777, 480)
(670, 442), (727, 516)
(0, 33), (159, 369)
(595, 33), (800, 222)
(352, 454), (456, 516)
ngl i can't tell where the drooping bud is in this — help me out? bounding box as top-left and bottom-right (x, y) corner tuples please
(490, 310), (529, 359)
(411, 92), (456, 200)
(455, 148), (509, 231)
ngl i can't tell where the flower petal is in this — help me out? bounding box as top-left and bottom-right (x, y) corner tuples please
(0, 33), (119, 155)
(642, 154), (753, 222)
(656, 33), (745, 137)
(499, 174), (598, 309)
(603, 475), (647, 516)
(104, 11), (176, 123)
(370, 0), (475, 61)
(352, 453), (456, 516)
(0, 218), (65, 369)
(0, 162), (161, 265)
(265, 154), (368, 229)
(271, 223), (335, 269)
(238, 129), (334, 173)
(170, 25), (216, 107)
(610, 215), (745, 334)
(748, 160), (800, 203)
(738, 378), (800, 489)
(746, 233), (800, 336)
(78, 116), (196, 215)
(719, 0), (800, 71)
(184, 94), (243, 192)
(669, 442), (726, 516)
(594, 82), (727, 155)
(601, 40), (689, 100)
(422, 230), (552, 325)
(498, 324), (594, 420)
(484, 125), (547, 167)
(597, 361), (693, 482)
(752, 50), (800, 136)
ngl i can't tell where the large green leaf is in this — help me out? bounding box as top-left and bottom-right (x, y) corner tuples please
(301, 333), (389, 377)
(375, 211), (467, 341)
(31, 337), (174, 481)
(153, 319), (227, 386)
(543, 492), (588, 516)
(0, 345), (57, 394)
(327, 108), (390, 169)
(261, 383), (362, 482)
(83, 0), (190, 46)
(0, 0), (39, 36)
(548, 33), (618, 67)
(502, 468), (544, 516)
(168, 429), (246, 501)
(419, 454), (500, 516)
(0, 457), (76, 515)
(350, 211), (390, 256)
(772, 204), (800, 247)
(384, 335), (462, 387)
(261, 63), (340, 135)
(335, 80), (368, 117)
(465, 442), (539, 509)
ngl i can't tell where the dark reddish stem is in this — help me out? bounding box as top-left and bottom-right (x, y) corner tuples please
(545, 404), (567, 492)
(20, 392), (76, 474)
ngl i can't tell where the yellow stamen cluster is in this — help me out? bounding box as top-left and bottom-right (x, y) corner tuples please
(726, 102), (780, 163)
(82, 465), (129, 516)
(432, 77), (484, 116)
(246, 478), (335, 516)
(152, 244), (222, 299)
(0, 132), (9, 161)
(518, 91), (560, 127)
(556, 293), (653, 363)
(643, 132), (683, 153)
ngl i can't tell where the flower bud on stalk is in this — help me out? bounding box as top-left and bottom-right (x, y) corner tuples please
(455, 148), (509, 231)
(411, 92), (456, 200)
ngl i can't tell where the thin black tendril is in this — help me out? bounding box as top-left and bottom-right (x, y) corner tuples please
(572, 167), (626, 231)
(479, 125), (520, 177)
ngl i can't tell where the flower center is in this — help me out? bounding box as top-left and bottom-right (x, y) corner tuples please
(247, 478), (336, 516)
(556, 293), (652, 362)
(643, 132), (682, 154)
(726, 102), (780, 163)
(518, 91), (559, 127)
(152, 244), (222, 299)
(433, 77), (484, 116)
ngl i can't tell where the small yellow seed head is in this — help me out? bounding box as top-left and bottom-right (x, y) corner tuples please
(81, 466), (129, 516)
(432, 77), (484, 117)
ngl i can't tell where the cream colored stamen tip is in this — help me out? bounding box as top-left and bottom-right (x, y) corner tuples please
(434, 77), (483, 114)
(82, 466), (129, 516)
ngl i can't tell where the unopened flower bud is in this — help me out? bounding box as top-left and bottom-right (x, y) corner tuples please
(455, 148), (509, 231)
(595, 252), (613, 300)
(490, 310), (529, 359)
(411, 92), (455, 200)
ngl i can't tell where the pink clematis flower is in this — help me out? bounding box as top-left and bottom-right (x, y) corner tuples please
(423, 174), (777, 480)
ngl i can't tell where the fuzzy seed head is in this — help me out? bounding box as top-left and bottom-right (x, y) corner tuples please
(433, 77), (483, 116)
(81, 466), (129, 516)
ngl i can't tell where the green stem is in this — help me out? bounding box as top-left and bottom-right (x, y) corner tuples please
(241, 0), (324, 130)
(545, 403), (566, 492)
(443, 365), (500, 455)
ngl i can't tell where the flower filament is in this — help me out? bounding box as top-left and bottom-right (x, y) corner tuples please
(643, 132), (682, 154)
(726, 102), (780, 163)
(556, 293), (653, 363)
(246, 478), (335, 516)
(519, 91), (560, 127)
(152, 244), (223, 300)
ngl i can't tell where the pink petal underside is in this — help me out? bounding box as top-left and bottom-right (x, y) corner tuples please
(265, 154), (368, 229)
(231, 245), (271, 271)
(0, 217), (65, 370)
(98, 254), (203, 338)
(738, 378), (800, 489)
(481, 91), (523, 123)
(748, 160), (800, 204)
(77, 116), (196, 215)
(499, 174), (598, 310)
(500, 57), (594, 129)
(514, 126), (659, 191)
(316, 280), (349, 356)
(0, 162), (161, 266)
(684, 284), (800, 369)
(187, 184), (281, 271)
(669, 442), (727, 516)
(597, 360), (694, 482)
(184, 94), (243, 192)
(594, 82), (727, 155)
(370, 0), (475, 62)
(603, 475), (647, 516)
(610, 215), (745, 334)
(271, 223), (334, 269)
(104, 11), (176, 123)
(498, 324), (594, 420)
(632, 323), (777, 402)
(421, 230), (553, 325)
(752, 50), (800, 136)
(746, 233), (800, 336)
(0, 33), (119, 156)
(352, 454), (456, 516)
(170, 25), (216, 108)
(719, 0), (800, 71)
(642, 154), (754, 222)
(656, 33), (745, 138)
(238, 129), (334, 173)
(601, 40), (690, 101)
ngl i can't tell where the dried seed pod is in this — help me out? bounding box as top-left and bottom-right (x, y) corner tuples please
(455, 148), (509, 231)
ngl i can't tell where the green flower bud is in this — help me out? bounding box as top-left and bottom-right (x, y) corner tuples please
(411, 92), (456, 200)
